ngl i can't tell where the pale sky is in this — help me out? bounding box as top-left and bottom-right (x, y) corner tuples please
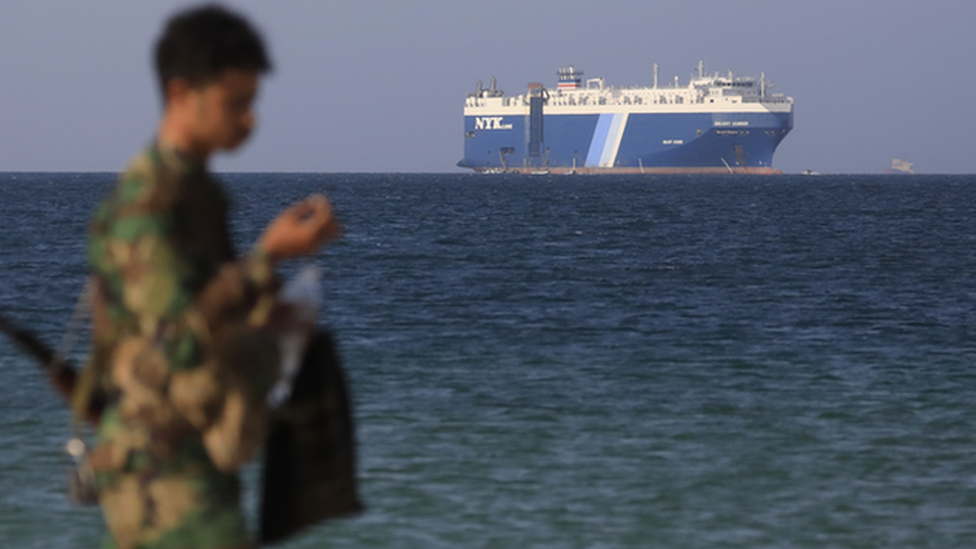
(0, 0), (973, 174)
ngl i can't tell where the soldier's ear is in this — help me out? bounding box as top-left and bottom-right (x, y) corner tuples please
(164, 77), (194, 108)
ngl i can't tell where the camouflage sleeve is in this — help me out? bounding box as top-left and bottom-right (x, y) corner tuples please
(89, 174), (275, 372)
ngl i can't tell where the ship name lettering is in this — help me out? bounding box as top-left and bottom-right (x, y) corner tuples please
(475, 117), (513, 130)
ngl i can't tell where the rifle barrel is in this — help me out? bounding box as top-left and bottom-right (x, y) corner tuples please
(0, 313), (101, 424)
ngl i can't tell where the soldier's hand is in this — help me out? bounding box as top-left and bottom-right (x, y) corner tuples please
(259, 195), (341, 262)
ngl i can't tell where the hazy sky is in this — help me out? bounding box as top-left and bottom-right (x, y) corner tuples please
(0, 0), (973, 174)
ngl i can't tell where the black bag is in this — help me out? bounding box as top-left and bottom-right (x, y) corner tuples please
(260, 331), (363, 544)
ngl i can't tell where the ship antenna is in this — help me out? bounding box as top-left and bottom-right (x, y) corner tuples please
(490, 76), (497, 94)
(698, 60), (704, 79)
(760, 72), (765, 100)
(653, 63), (658, 89)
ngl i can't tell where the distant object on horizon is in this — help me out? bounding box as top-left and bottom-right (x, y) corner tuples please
(458, 61), (794, 175)
(885, 158), (915, 175)
(802, 169), (821, 176)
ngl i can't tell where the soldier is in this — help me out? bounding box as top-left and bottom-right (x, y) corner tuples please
(82, 4), (340, 548)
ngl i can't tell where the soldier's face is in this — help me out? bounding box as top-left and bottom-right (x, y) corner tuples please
(190, 69), (260, 152)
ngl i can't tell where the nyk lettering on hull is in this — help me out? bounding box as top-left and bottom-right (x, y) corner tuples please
(475, 117), (513, 130)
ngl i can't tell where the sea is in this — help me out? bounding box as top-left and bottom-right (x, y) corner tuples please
(2, 172), (976, 548)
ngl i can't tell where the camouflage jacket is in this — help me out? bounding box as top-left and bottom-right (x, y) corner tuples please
(87, 142), (279, 474)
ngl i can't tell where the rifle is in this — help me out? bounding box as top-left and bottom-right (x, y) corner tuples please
(0, 313), (103, 425)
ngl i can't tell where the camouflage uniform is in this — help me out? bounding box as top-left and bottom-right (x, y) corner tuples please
(86, 142), (279, 549)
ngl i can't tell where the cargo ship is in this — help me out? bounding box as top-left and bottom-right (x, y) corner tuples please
(458, 62), (793, 174)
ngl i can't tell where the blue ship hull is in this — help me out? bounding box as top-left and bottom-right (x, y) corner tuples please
(459, 111), (793, 173)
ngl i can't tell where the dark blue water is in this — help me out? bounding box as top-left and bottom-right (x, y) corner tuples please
(2, 172), (976, 548)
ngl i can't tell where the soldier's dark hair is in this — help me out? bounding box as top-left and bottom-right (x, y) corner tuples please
(154, 4), (271, 98)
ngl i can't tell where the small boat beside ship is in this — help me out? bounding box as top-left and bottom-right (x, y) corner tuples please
(885, 158), (915, 175)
